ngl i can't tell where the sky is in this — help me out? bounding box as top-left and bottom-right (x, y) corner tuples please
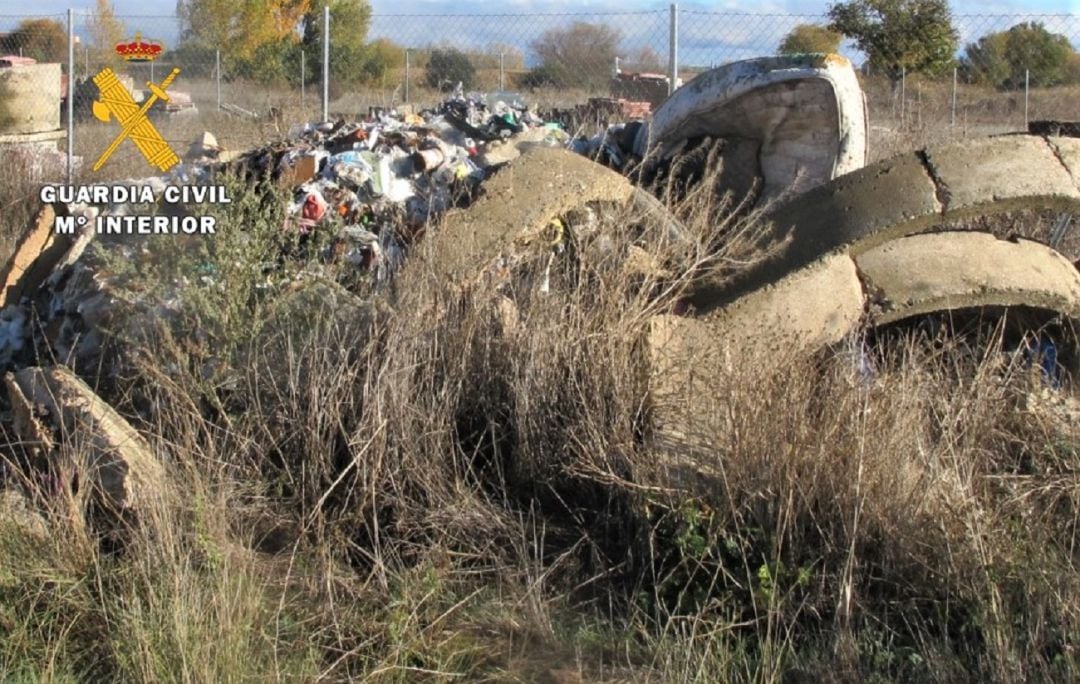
(2, 0), (1078, 67)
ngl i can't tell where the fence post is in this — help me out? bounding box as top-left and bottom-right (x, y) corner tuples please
(66, 8), (74, 184)
(301, 50), (305, 110)
(951, 66), (957, 126)
(668, 3), (678, 95)
(215, 50), (221, 111)
(405, 49), (410, 103)
(84, 45), (89, 79)
(322, 6), (330, 121)
(900, 66), (906, 128)
(1024, 69), (1030, 131)
(499, 51), (505, 90)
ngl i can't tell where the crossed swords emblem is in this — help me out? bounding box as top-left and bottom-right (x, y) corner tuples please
(91, 67), (182, 173)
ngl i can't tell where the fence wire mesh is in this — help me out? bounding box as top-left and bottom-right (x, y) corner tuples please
(0, 8), (1078, 185)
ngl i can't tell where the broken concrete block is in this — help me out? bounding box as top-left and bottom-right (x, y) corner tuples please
(1046, 135), (1080, 188)
(7, 366), (164, 513)
(924, 135), (1079, 213)
(646, 252), (864, 453)
(415, 146), (633, 286)
(0, 203), (73, 308)
(700, 251), (866, 353)
(856, 231), (1080, 325)
(690, 135), (1080, 314)
(646, 314), (734, 455)
(4, 371), (55, 459)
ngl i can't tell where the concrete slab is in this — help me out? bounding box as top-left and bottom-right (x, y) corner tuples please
(925, 135), (1079, 213)
(689, 152), (938, 312)
(856, 231), (1080, 325)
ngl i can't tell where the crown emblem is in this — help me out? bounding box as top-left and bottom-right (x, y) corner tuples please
(114, 32), (164, 62)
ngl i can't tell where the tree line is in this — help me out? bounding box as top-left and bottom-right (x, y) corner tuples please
(781, 0), (1080, 90)
(1, 0), (1077, 93)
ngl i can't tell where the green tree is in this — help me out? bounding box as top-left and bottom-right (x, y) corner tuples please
(301, 0), (374, 88)
(1068, 52), (1080, 85)
(425, 48), (476, 91)
(530, 22), (621, 90)
(778, 24), (842, 55)
(828, 0), (958, 81)
(4, 19), (67, 63)
(961, 22), (1076, 90)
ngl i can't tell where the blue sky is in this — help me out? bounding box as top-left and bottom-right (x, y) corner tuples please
(3, 0), (1077, 67)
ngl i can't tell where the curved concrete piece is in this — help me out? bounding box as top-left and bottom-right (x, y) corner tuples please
(857, 232), (1080, 325)
(636, 54), (868, 200)
(7, 366), (164, 513)
(649, 231), (1080, 451)
(413, 146), (633, 285)
(688, 134), (1080, 314)
(1047, 135), (1080, 185)
(700, 252), (865, 354)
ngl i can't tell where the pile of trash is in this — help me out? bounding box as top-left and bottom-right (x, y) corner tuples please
(200, 86), (574, 281)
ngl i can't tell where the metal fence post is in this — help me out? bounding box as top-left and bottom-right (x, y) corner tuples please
(499, 51), (505, 90)
(322, 5), (330, 121)
(951, 67), (957, 126)
(1024, 69), (1030, 131)
(66, 8), (74, 184)
(900, 66), (906, 128)
(668, 3), (679, 95)
(301, 50), (305, 110)
(405, 49), (410, 103)
(215, 50), (221, 111)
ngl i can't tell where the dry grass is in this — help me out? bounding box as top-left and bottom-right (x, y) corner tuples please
(0, 151), (1076, 682)
(0, 74), (1079, 681)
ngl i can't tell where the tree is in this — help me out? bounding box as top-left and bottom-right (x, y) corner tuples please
(425, 48), (475, 91)
(623, 46), (664, 73)
(828, 0), (958, 81)
(778, 24), (842, 55)
(176, 0), (310, 68)
(88, 0), (126, 68)
(530, 22), (621, 90)
(301, 0), (374, 87)
(365, 38), (405, 86)
(1069, 52), (1080, 86)
(961, 22), (1076, 90)
(468, 43), (524, 71)
(4, 19), (67, 63)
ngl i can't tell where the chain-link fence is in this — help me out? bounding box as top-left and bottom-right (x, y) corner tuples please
(1, 6), (1078, 184)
